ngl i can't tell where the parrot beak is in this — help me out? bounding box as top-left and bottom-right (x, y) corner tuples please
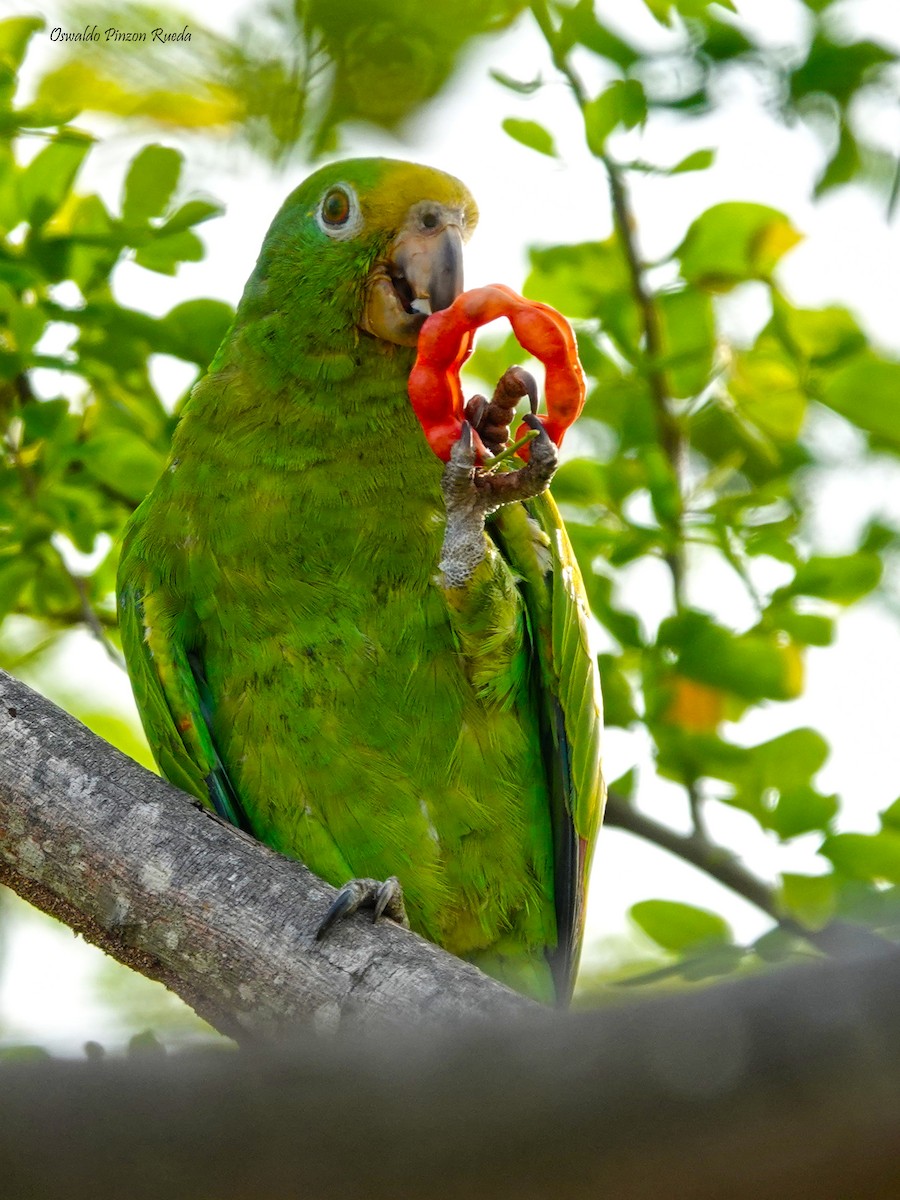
(360, 203), (466, 348)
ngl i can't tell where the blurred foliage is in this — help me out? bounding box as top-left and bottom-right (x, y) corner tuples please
(31, 0), (900, 199)
(474, 0), (900, 987)
(2, 0), (900, 1045)
(34, 0), (527, 160)
(0, 16), (231, 677)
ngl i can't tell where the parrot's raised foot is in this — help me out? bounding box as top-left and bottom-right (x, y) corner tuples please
(464, 365), (539, 454)
(315, 876), (410, 941)
(439, 414), (558, 589)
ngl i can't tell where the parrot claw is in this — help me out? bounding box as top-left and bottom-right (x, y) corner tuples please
(315, 876), (410, 941)
(439, 413), (558, 588)
(464, 394), (488, 429)
(468, 365), (540, 453)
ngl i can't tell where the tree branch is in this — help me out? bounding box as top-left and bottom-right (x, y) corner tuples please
(605, 791), (892, 958)
(5, 949), (900, 1198)
(0, 670), (528, 1041)
(605, 791), (777, 916)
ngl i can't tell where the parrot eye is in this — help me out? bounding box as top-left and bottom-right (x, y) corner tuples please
(316, 183), (362, 240)
(322, 188), (351, 227)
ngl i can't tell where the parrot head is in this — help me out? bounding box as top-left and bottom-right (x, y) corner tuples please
(242, 158), (479, 352)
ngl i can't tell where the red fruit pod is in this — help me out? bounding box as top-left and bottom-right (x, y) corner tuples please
(408, 285), (585, 462)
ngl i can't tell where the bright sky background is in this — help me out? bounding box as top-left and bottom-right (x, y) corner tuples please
(2, 0), (899, 1051)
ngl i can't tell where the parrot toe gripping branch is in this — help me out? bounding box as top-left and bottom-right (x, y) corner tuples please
(117, 158), (604, 1006)
(438, 415), (559, 591)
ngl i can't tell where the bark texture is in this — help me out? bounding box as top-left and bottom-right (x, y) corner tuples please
(0, 669), (528, 1040)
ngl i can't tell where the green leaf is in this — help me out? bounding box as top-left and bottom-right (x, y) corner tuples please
(79, 429), (165, 504)
(822, 832), (900, 884)
(56, 193), (120, 294)
(122, 144), (182, 225)
(820, 354), (900, 451)
(678, 943), (745, 980)
(551, 457), (607, 506)
(501, 118), (557, 158)
(558, 1), (640, 68)
(490, 69), (542, 95)
(524, 239), (634, 328)
(585, 573), (645, 649)
(656, 288), (715, 398)
(741, 729), (829, 793)
(8, 297), (45, 355)
(584, 80), (647, 154)
(19, 135), (91, 227)
(643, 0), (736, 25)
(0, 556), (34, 619)
(728, 346), (806, 442)
(655, 726), (828, 812)
(673, 148), (715, 174)
(754, 927), (806, 963)
(21, 398), (69, 441)
(769, 297), (865, 366)
(158, 198), (223, 235)
(0, 16), (44, 81)
(676, 202), (802, 290)
(630, 899), (731, 952)
(786, 553), (882, 604)
(815, 120), (861, 197)
(597, 652), (639, 727)
(158, 299), (233, 365)
(768, 787), (838, 840)
(134, 229), (204, 275)
(779, 872), (836, 929)
(643, 444), (680, 525)
(791, 34), (894, 108)
(609, 767), (636, 800)
(770, 609), (834, 648)
(659, 609), (803, 702)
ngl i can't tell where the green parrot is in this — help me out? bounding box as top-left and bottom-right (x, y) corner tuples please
(117, 157), (604, 1004)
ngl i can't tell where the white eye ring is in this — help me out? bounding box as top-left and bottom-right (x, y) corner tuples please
(315, 183), (363, 240)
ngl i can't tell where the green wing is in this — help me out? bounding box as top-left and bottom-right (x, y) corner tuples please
(490, 493), (605, 1003)
(117, 542), (249, 831)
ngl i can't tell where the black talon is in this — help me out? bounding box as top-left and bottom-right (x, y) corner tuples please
(316, 889), (358, 940)
(523, 411), (549, 437)
(519, 370), (540, 415)
(373, 876), (406, 924)
(464, 395), (488, 427)
(315, 876), (410, 940)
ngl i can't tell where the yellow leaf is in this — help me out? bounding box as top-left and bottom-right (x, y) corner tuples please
(752, 218), (803, 276)
(665, 677), (725, 732)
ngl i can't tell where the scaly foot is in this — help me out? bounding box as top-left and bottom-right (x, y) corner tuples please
(439, 413), (558, 589)
(315, 876), (410, 940)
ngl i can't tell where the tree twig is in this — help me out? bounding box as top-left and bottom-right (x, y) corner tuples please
(55, 552), (126, 670)
(605, 791), (777, 915)
(605, 791), (893, 958)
